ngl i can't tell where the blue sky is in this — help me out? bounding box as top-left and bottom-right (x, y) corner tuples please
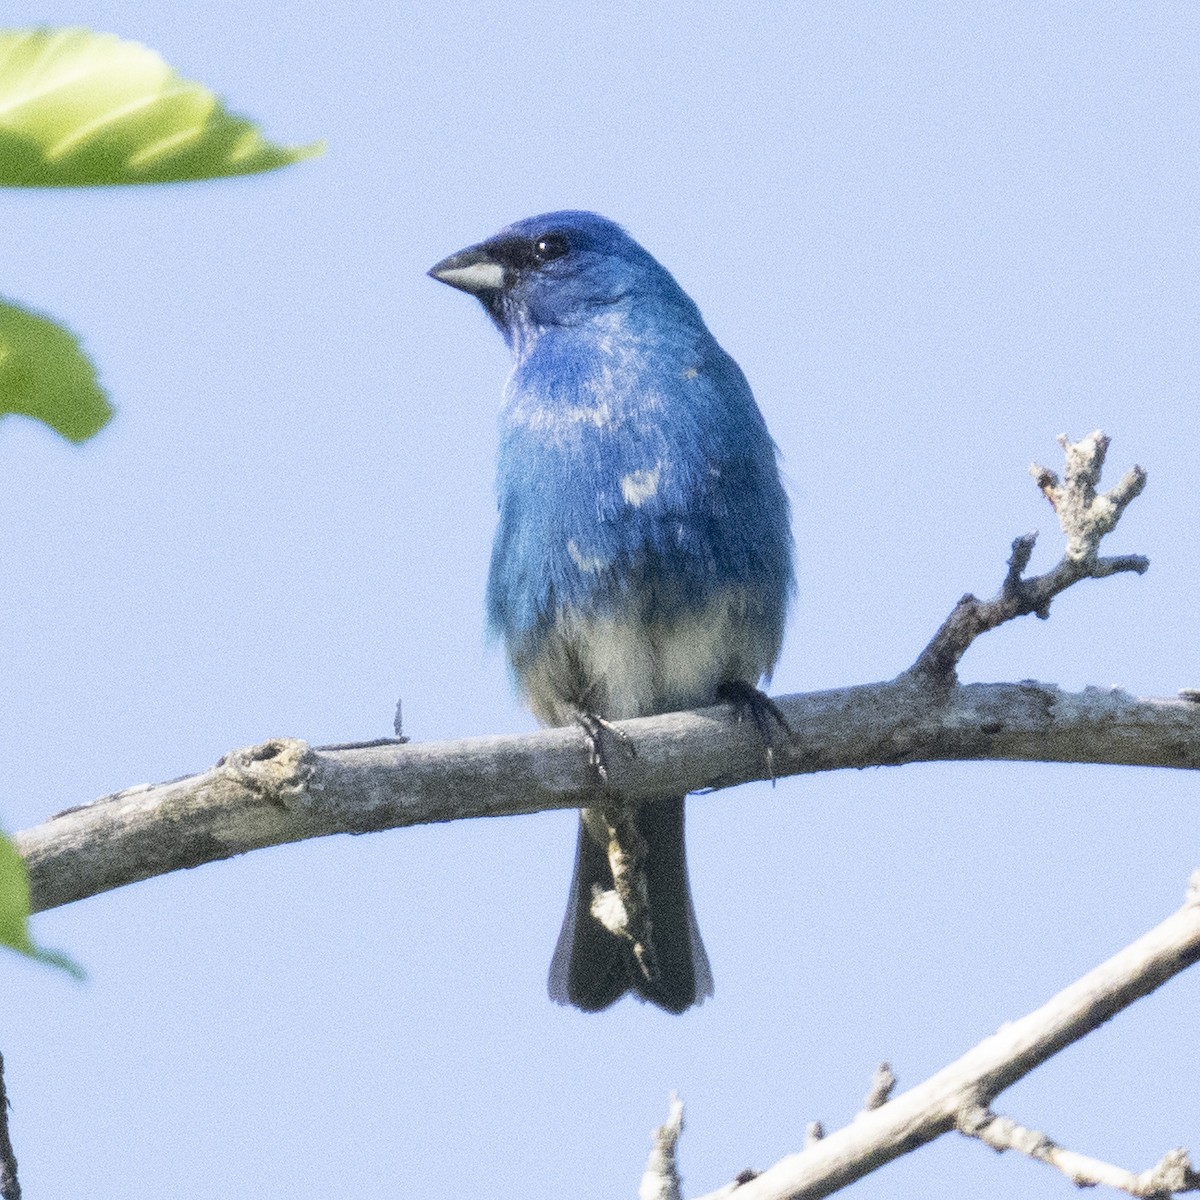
(1, 2), (1198, 1196)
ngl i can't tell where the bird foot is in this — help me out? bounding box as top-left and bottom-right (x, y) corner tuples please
(716, 681), (792, 782)
(570, 708), (637, 783)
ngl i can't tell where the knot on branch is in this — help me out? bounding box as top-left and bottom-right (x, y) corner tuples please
(216, 737), (316, 809)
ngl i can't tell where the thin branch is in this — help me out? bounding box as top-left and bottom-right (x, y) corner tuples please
(687, 873), (1200, 1200)
(912, 431), (1147, 681)
(959, 1106), (1200, 1197)
(0, 1053), (20, 1200)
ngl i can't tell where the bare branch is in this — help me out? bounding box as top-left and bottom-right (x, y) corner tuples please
(5, 427), (1177, 931)
(689, 873), (1200, 1200)
(4, 426), (1184, 1197)
(0, 1053), (20, 1200)
(913, 431), (1147, 681)
(959, 1106), (1200, 1197)
(13, 429), (1175, 914)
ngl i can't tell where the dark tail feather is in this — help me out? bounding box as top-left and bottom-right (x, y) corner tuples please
(548, 795), (713, 1014)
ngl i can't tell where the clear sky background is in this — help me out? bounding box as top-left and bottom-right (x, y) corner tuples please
(2, 3), (1198, 1197)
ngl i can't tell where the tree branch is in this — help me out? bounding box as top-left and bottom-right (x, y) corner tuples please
(911, 431), (1147, 681)
(16, 428), (1181, 917)
(5, 429), (1181, 1196)
(14, 679), (1200, 913)
(686, 872), (1200, 1200)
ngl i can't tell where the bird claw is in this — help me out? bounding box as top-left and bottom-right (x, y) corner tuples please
(716, 681), (791, 782)
(572, 709), (637, 782)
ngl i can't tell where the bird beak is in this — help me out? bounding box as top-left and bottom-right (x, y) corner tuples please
(428, 245), (505, 294)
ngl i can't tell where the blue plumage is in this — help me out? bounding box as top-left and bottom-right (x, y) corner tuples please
(430, 212), (793, 1012)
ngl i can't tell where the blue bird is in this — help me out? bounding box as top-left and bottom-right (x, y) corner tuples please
(429, 212), (793, 1013)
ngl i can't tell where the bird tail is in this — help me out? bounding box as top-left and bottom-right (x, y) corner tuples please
(548, 795), (713, 1014)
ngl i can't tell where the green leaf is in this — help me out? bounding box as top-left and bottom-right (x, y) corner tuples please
(0, 300), (112, 441)
(0, 829), (83, 978)
(0, 27), (324, 186)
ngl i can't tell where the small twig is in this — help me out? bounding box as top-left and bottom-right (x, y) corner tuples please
(959, 1105), (1200, 1197)
(313, 698), (410, 752)
(316, 737), (408, 751)
(0, 1053), (21, 1200)
(804, 1123), (825, 1148)
(912, 431), (1147, 681)
(641, 1094), (685, 1200)
(860, 1064), (896, 1112)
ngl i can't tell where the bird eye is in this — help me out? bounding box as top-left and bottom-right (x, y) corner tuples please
(532, 233), (569, 264)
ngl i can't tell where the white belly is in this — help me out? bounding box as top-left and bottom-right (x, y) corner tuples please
(516, 587), (781, 725)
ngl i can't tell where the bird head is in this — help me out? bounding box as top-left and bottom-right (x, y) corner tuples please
(429, 211), (690, 346)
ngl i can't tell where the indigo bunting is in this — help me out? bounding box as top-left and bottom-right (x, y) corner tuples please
(430, 212), (793, 1013)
